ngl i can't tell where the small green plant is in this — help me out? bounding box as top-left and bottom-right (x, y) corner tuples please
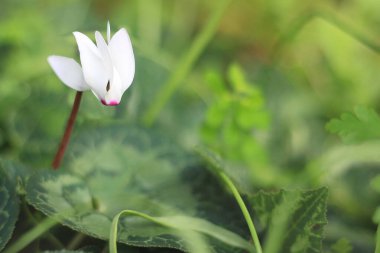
(2, 1), (380, 253)
(201, 63), (272, 184)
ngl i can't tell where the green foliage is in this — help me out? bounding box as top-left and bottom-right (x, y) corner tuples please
(109, 210), (250, 253)
(195, 146), (263, 253)
(201, 63), (271, 183)
(1, 0), (380, 252)
(41, 251), (89, 253)
(370, 175), (380, 223)
(326, 106), (380, 143)
(141, 0), (232, 126)
(249, 187), (328, 253)
(331, 238), (352, 253)
(0, 163), (20, 251)
(195, 145), (253, 194)
(376, 225), (380, 253)
(26, 126), (250, 253)
(0, 159), (31, 195)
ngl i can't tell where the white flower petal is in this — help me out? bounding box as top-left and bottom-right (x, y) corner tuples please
(47, 55), (89, 91)
(107, 21), (111, 43)
(73, 31), (108, 100)
(108, 28), (135, 92)
(95, 31), (113, 79)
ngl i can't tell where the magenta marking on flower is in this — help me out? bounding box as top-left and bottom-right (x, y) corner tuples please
(108, 100), (119, 106)
(101, 99), (119, 106)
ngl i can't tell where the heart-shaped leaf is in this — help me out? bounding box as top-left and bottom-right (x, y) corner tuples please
(0, 161), (20, 251)
(249, 187), (328, 253)
(26, 126), (251, 253)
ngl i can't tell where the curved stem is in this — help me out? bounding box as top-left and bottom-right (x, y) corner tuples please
(109, 210), (172, 253)
(218, 172), (263, 253)
(195, 147), (262, 253)
(109, 210), (249, 253)
(52, 91), (83, 169)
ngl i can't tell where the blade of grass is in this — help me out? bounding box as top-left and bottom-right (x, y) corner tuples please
(142, 0), (232, 126)
(376, 224), (380, 253)
(22, 200), (64, 249)
(272, 8), (380, 60)
(3, 218), (57, 253)
(317, 10), (380, 53)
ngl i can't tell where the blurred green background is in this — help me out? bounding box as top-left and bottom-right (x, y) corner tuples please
(1, 0), (380, 252)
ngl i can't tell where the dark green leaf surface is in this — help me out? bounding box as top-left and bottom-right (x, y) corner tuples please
(26, 127), (250, 253)
(0, 159), (31, 195)
(326, 106), (380, 144)
(195, 145), (253, 195)
(41, 251), (88, 253)
(0, 163), (20, 251)
(250, 187), (328, 253)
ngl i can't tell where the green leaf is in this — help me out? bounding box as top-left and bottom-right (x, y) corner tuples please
(326, 106), (380, 143)
(204, 68), (226, 96)
(0, 163), (20, 251)
(26, 126), (251, 253)
(0, 159), (31, 195)
(41, 251), (88, 253)
(249, 187), (328, 253)
(331, 238), (352, 253)
(228, 63), (249, 93)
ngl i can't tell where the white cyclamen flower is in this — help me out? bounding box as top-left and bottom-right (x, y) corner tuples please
(48, 22), (135, 106)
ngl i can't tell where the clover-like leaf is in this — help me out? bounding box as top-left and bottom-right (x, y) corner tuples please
(26, 126), (251, 253)
(331, 238), (352, 253)
(249, 187), (328, 253)
(326, 106), (380, 144)
(0, 163), (20, 251)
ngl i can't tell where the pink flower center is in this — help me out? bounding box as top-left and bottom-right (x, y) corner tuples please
(101, 99), (119, 106)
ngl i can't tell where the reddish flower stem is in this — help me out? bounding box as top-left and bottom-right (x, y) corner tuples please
(52, 91), (83, 170)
